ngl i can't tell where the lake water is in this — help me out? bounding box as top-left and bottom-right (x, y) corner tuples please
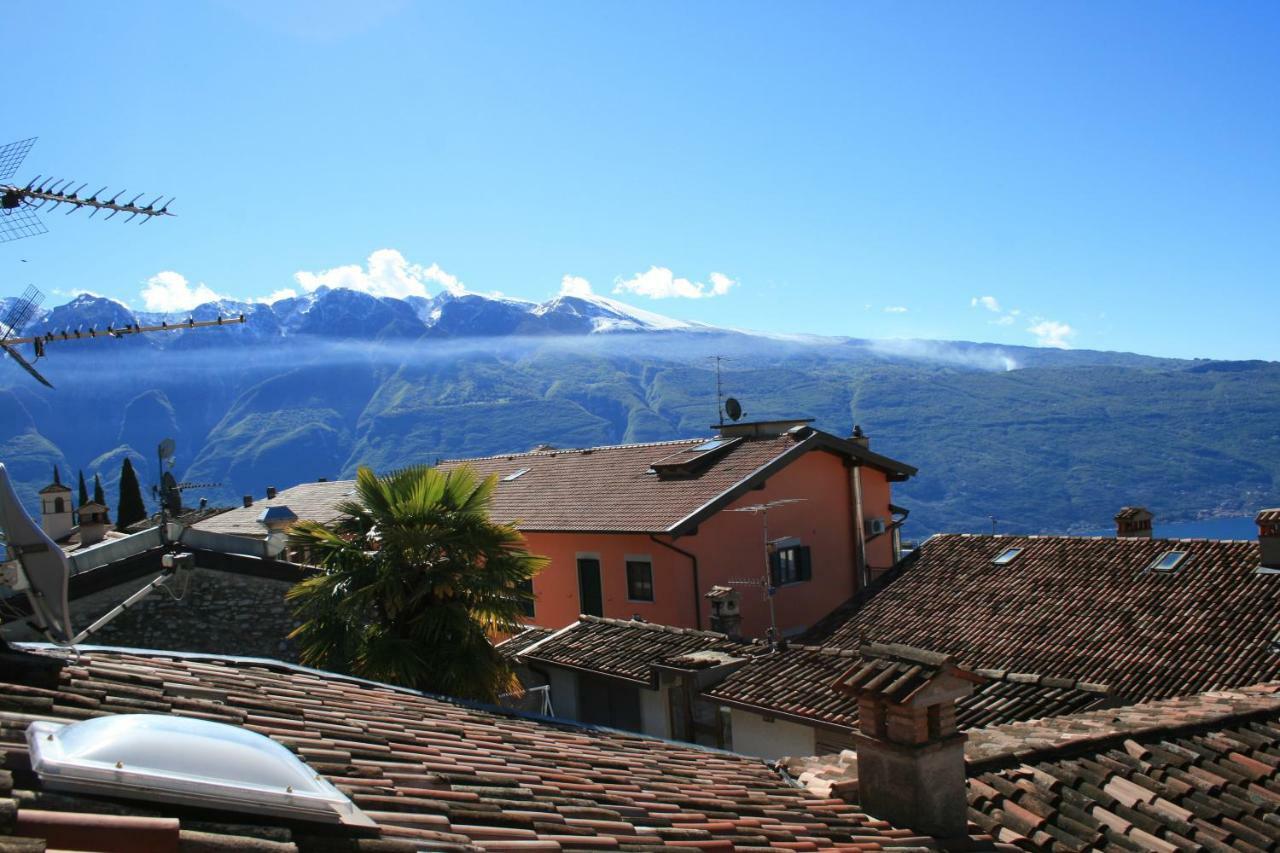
(1078, 516), (1258, 540)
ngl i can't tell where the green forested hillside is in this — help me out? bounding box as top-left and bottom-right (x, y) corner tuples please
(2, 321), (1277, 537)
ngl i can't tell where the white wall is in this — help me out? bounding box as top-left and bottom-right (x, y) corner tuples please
(728, 708), (816, 762)
(640, 682), (671, 739)
(546, 667), (578, 720)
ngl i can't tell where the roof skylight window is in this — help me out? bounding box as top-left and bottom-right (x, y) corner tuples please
(693, 439), (732, 453)
(503, 467), (530, 482)
(27, 714), (374, 827)
(992, 547), (1023, 565)
(1149, 550), (1189, 573)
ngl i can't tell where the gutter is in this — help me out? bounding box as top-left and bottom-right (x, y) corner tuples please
(649, 535), (702, 631)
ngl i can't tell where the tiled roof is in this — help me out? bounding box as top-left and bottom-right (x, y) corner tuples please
(810, 534), (1280, 702)
(519, 616), (752, 685)
(1256, 508), (1280, 525)
(785, 683), (1280, 850)
(967, 683), (1280, 851)
(706, 645), (1111, 733)
(192, 479), (357, 538)
(495, 625), (556, 660)
(528, 620), (1111, 732)
(192, 429), (915, 537)
(0, 647), (999, 851)
(1113, 506), (1151, 521)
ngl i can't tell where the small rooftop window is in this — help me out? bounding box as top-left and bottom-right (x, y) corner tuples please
(503, 467), (530, 482)
(992, 547), (1023, 565)
(1149, 550), (1189, 573)
(692, 439), (732, 453)
(27, 714), (374, 827)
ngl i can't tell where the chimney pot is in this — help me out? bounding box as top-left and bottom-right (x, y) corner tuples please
(198, 497), (208, 509)
(243, 495), (253, 508)
(833, 644), (978, 838)
(851, 424), (870, 447)
(1115, 506), (1153, 538)
(1257, 509), (1280, 569)
(317, 477), (327, 483)
(266, 486), (277, 499)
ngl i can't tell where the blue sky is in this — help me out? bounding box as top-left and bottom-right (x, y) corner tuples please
(4, 1), (1278, 359)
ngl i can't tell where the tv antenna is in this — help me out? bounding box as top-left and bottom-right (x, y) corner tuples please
(710, 356), (746, 426)
(727, 498), (806, 647)
(0, 284), (245, 388)
(0, 462), (195, 653)
(0, 137), (174, 244)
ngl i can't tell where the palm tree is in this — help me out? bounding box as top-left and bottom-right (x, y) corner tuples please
(285, 464), (545, 702)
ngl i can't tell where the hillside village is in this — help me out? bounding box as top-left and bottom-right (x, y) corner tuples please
(2, 412), (1279, 851)
(1, 5), (1278, 851)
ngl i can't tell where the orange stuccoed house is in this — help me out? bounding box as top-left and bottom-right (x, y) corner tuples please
(435, 418), (916, 639)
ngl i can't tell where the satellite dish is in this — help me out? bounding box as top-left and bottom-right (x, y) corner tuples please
(157, 438), (176, 461)
(724, 397), (743, 422)
(0, 463), (73, 643)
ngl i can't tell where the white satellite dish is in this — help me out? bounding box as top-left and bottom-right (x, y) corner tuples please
(0, 463), (74, 643)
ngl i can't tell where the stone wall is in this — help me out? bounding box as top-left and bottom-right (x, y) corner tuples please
(3, 567), (302, 662)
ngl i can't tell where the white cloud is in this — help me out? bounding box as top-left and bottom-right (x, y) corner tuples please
(971, 295), (1002, 313)
(993, 314), (1016, 326)
(1027, 318), (1075, 349)
(294, 249), (463, 299)
(559, 275), (594, 298)
(883, 305), (908, 313)
(613, 266), (738, 299)
(140, 271), (226, 312)
(257, 288), (298, 304)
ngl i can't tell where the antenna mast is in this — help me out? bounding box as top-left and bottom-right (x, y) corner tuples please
(711, 355), (728, 426)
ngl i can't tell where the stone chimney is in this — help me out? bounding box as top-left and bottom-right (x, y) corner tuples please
(38, 470), (74, 542)
(832, 643), (983, 838)
(77, 502), (110, 547)
(705, 585), (742, 639)
(1257, 509), (1280, 569)
(1114, 506), (1153, 538)
(850, 424), (870, 448)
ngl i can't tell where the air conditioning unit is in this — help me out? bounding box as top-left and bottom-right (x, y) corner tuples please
(864, 517), (887, 537)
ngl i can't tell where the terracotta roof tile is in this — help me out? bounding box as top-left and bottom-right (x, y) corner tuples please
(810, 534), (1280, 702)
(0, 647), (1002, 851)
(785, 683), (1280, 850)
(193, 430), (914, 537)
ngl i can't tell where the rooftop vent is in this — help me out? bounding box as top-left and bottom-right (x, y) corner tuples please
(242, 495), (253, 509)
(27, 714), (374, 827)
(266, 486), (277, 499)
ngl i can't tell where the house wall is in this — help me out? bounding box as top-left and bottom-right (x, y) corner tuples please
(727, 708), (817, 762)
(518, 449), (900, 638)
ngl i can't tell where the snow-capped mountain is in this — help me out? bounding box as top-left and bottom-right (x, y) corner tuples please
(10, 287), (720, 346)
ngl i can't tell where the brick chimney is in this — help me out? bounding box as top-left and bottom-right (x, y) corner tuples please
(77, 502), (110, 547)
(832, 643), (983, 838)
(705, 585), (742, 639)
(1257, 509), (1280, 569)
(1114, 506), (1153, 538)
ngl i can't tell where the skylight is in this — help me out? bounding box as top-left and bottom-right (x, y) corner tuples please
(1149, 550), (1189, 573)
(27, 715), (374, 826)
(992, 547), (1022, 565)
(503, 467), (530, 482)
(693, 439), (732, 453)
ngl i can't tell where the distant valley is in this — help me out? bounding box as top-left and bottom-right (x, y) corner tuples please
(1, 287), (1276, 539)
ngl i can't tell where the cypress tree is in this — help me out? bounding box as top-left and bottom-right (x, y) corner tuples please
(93, 474), (105, 506)
(116, 458), (147, 529)
(77, 470), (89, 508)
